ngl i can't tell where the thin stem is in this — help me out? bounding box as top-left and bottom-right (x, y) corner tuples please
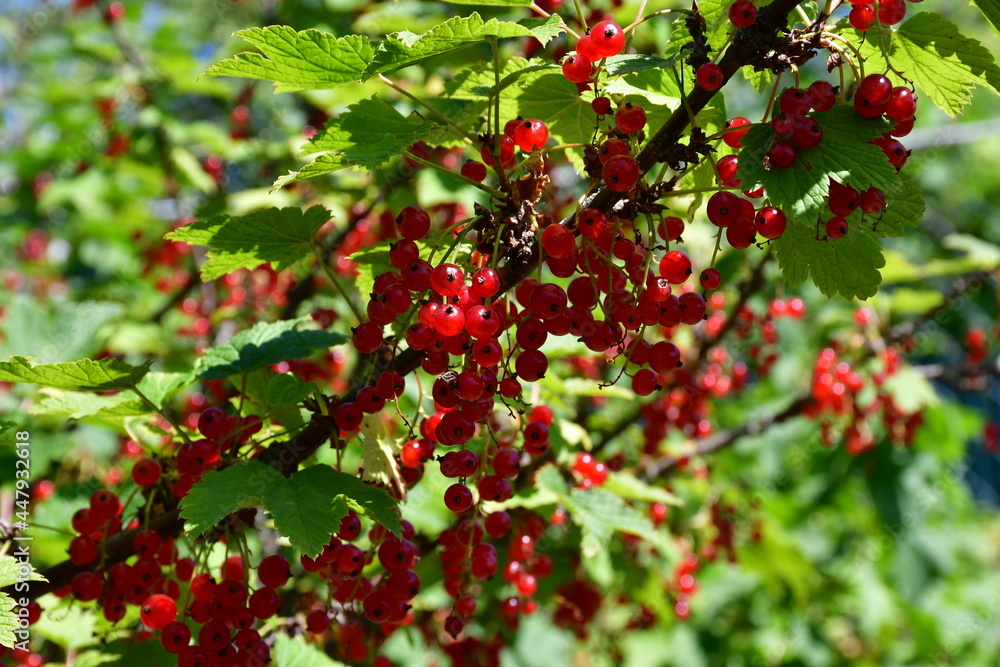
(402, 151), (505, 198)
(761, 71), (784, 122)
(377, 74), (476, 144)
(572, 0), (589, 31)
(489, 38), (513, 193)
(625, 7), (696, 32)
(312, 244), (364, 323)
(794, 3), (812, 26)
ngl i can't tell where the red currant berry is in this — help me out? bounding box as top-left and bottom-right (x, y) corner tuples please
(603, 155), (640, 192)
(562, 55), (594, 83)
(857, 73), (893, 106)
(807, 80), (837, 112)
(197, 407), (229, 440)
(460, 160), (488, 182)
(707, 191), (741, 227)
(766, 139), (797, 169)
(614, 103), (647, 134)
(396, 206), (431, 240)
(591, 96), (612, 116)
(659, 250), (692, 284)
(140, 594), (177, 630)
(541, 223), (576, 259)
(589, 20), (625, 58)
(257, 554), (290, 589)
(444, 483), (474, 512)
(885, 86), (916, 121)
(728, 0), (757, 27)
(132, 457), (162, 487)
(696, 63), (724, 91)
(754, 206), (787, 239)
(716, 155), (740, 188)
(723, 116), (751, 149)
(849, 4), (875, 30)
(826, 216), (849, 239)
(515, 119), (549, 152)
(700, 268), (722, 290)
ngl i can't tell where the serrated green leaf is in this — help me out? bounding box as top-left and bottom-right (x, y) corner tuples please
(349, 240), (396, 302)
(603, 472), (683, 506)
(362, 13), (565, 80)
(264, 373), (318, 407)
(565, 487), (663, 544)
(602, 67), (682, 107)
(0, 554), (45, 588)
(500, 71), (592, 149)
(304, 97), (436, 156)
(603, 53), (684, 76)
(273, 155), (354, 189)
(772, 211), (887, 300)
(872, 171), (924, 238)
(971, 0), (1000, 37)
(195, 317), (346, 380)
(265, 465), (401, 555)
(272, 633), (349, 667)
(0, 357), (151, 392)
(0, 594), (19, 651)
(165, 205), (330, 281)
(742, 66), (772, 93)
(874, 12), (1000, 117)
(204, 27), (375, 92)
(359, 414), (405, 494)
(264, 465), (352, 557)
(29, 390), (149, 421)
(181, 461), (285, 537)
(134, 371), (196, 408)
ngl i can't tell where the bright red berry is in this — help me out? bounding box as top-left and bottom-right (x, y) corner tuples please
(514, 119), (549, 152)
(728, 0), (757, 27)
(696, 63), (724, 90)
(589, 20), (625, 58)
(140, 594), (177, 630)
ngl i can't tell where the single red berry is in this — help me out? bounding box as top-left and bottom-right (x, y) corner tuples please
(754, 206), (787, 239)
(885, 87), (916, 121)
(614, 103), (647, 135)
(826, 216), (849, 239)
(696, 63), (724, 91)
(460, 160), (488, 183)
(598, 137), (630, 164)
(602, 155), (640, 192)
(716, 155), (741, 188)
(352, 321), (384, 354)
(197, 407), (229, 440)
(562, 55), (593, 83)
(857, 73), (893, 106)
(878, 0), (907, 25)
(480, 135), (516, 168)
(589, 20), (625, 58)
(766, 139), (797, 169)
(700, 268), (722, 290)
(132, 457), (162, 487)
(68, 535), (98, 565)
(515, 119), (549, 152)
(140, 594), (178, 630)
(444, 483), (474, 512)
(659, 250), (692, 284)
(707, 191), (741, 227)
(257, 554), (290, 589)
(723, 116), (751, 148)
(575, 34), (600, 62)
(541, 223), (576, 259)
(849, 4), (875, 30)
(791, 119), (823, 149)
(779, 86), (811, 118)
(396, 206), (431, 240)
(160, 621), (191, 653)
(861, 187), (887, 213)
(591, 96), (612, 116)
(728, 0), (757, 27)
(807, 80), (837, 112)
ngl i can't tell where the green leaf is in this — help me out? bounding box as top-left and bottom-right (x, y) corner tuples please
(165, 205), (331, 281)
(358, 414), (405, 495)
(272, 155), (354, 189)
(305, 97), (436, 157)
(0, 555), (46, 649)
(204, 27), (375, 92)
(872, 171), (925, 239)
(29, 602), (96, 650)
(565, 488), (663, 544)
(180, 461), (285, 537)
(271, 633), (349, 667)
(266, 465), (402, 555)
(500, 71), (593, 150)
(876, 12), (1000, 117)
(29, 390), (150, 421)
(264, 373), (318, 408)
(741, 65), (772, 93)
(603, 53), (684, 76)
(0, 357), (151, 392)
(263, 465), (352, 556)
(0, 296), (123, 364)
(134, 371), (197, 408)
(602, 472), (684, 506)
(195, 316), (346, 380)
(882, 366), (939, 413)
(601, 67), (682, 107)
(971, 0), (1000, 37)
(361, 13), (565, 80)
(772, 211), (887, 300)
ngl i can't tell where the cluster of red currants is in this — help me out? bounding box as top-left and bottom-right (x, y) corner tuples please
(848, 0), (911, 31)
